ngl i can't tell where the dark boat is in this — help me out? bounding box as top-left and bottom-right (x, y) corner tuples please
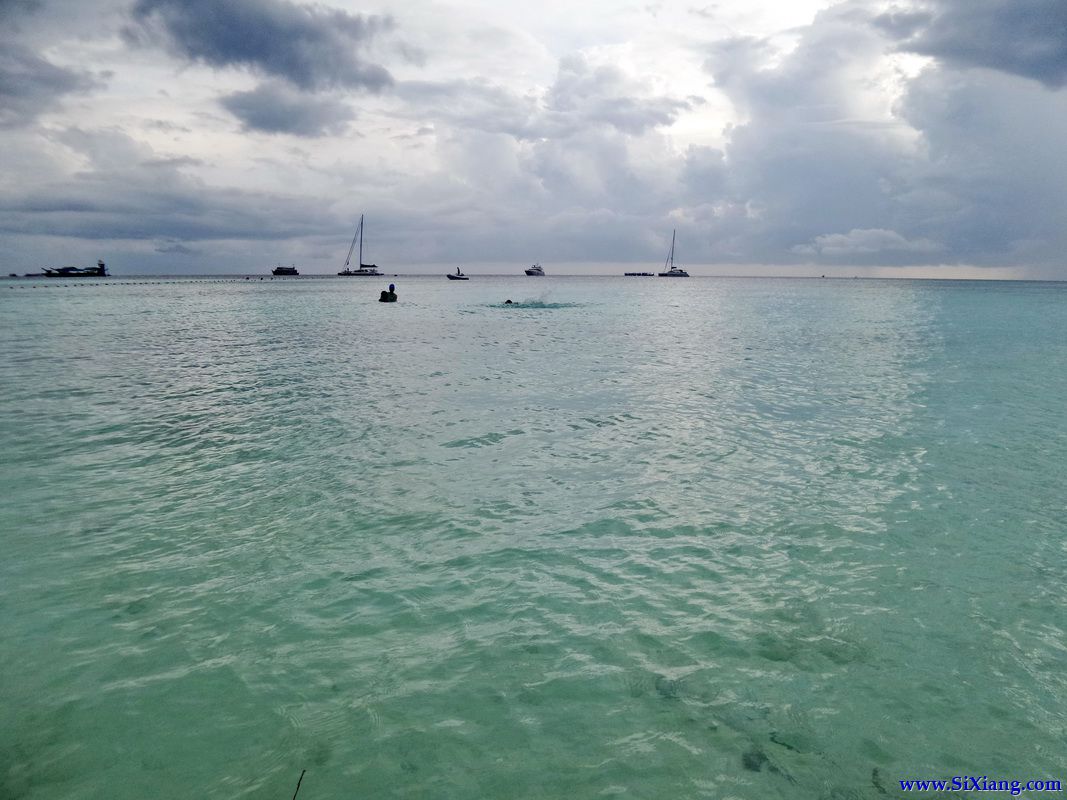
(624, 272), (654, 276)
(657, 230), (689, 277)
(446, 267), (469, 280)
(43, 260), (108, 278)
(272, 265), (299, 276)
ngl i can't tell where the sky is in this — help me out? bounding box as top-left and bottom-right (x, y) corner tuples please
(2, 0), (1066, 277)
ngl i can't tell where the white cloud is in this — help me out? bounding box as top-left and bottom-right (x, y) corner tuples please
(793, 228), (941, 256)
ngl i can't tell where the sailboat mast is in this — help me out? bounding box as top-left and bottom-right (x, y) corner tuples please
(665, 229), (676, 270)
(343, 218), (360, 269)
(359, 214), (363, 267)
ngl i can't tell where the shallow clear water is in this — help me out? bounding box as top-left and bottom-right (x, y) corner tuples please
(1, 275), (1065, 799)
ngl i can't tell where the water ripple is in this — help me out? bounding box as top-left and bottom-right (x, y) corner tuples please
(2, 277), (1065, 798)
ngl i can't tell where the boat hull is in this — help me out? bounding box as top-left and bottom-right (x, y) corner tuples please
(43, 261), (107, 277)
(446, 274), (469, 280)
(43, 269), (107, 277)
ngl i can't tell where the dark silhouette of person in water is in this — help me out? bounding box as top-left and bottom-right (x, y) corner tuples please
(505, 299), (513, 304)
(379, 283), (397, 303)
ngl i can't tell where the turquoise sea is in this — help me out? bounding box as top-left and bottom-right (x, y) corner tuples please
(1, 275), (1065, 799)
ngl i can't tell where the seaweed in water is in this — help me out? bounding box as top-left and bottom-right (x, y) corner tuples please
(742, 747), (768, 772)
(871, 767), (888, 795)
(740, 744), (797, 784)
(653, 674), (683, 700)
(769, 730), (801, 752)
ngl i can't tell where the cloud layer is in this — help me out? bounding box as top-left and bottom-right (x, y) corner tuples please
(2, 0), (1066, 277)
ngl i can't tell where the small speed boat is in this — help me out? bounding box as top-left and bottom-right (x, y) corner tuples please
(447, 268), (469, 280)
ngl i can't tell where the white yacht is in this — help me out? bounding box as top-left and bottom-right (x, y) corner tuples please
(525, 263), (545, 276)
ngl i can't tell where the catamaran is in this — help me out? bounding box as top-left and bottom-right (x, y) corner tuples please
(338, 215), (381, 276)
(657, 230), (689, 277)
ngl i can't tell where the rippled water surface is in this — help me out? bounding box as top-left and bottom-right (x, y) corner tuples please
(2, 275), (1065, 799)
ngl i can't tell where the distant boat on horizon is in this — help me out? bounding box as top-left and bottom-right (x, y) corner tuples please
(447, 267), (469, 280)
(272, 264), (299, 276)
(338, 215), (381, 276)
(525, 263), (545, 276)
(624, 271), (654, 276)
(43, 260), (108, 278)
(657, 230), (689, 277)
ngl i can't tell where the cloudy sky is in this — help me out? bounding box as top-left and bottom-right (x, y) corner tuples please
(2, 0), (1066, 276)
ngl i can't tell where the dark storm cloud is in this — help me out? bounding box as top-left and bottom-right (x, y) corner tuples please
(0, 0), (43, 22)
(881, 0), (1067, 88)
(220, 82), (354, 136)
(0, 42), (99, 128)
(0, 127), (335, 242)
(0, 180), (326, 241)
(124, 0), (394, 91)
(893, 65), (1067, 262)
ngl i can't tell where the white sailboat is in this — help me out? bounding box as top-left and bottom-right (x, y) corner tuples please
(657, 230), (689, 277)
(338, 214), (381, 276)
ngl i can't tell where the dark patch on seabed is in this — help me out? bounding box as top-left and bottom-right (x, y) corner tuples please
(742, 746), (769, 772)
(653, 674), (683, 700)
(871, 767), (888, 795)
(636, 670), (906, 798)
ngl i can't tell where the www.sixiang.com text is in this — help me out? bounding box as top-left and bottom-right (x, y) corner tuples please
(899, 776), (1062, 795)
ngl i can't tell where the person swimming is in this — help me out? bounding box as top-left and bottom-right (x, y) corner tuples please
(379, 283), (397, 303)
